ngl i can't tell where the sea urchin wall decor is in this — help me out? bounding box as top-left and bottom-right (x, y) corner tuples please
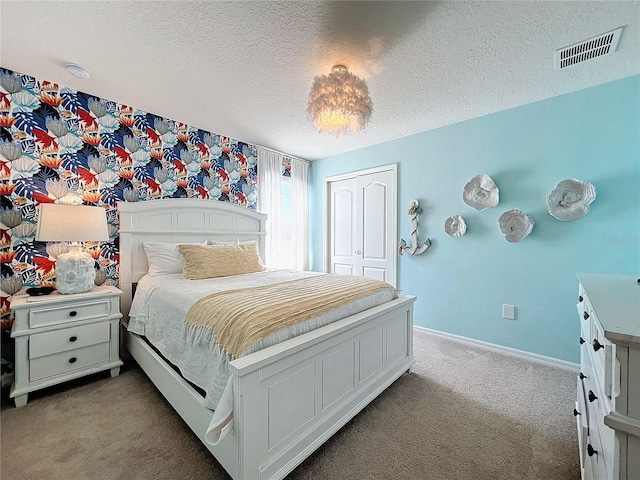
(546, 179), (596, 221)
(444, 215), (467, 237)
(498, 209), (534, 243)
(463, 174), (499, 211)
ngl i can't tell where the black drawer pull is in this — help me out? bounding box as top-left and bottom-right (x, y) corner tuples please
(579, 295), (583, 302)
(68, 357), (77, 364)
(588, 390), (597, 403)
(587, 444), (597, 457)
(69, 310), (77, 317)
(579, 372), (586, 380)
(592, 339), (603, 352)
(69, 336), (78, 342)
(579, 337), (585, 345)
(573, 408), (580, 416)
(583, 311), (589, 320)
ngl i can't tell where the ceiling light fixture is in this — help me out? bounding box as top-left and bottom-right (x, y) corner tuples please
(65, 62), (91, 80)
(307, 65), (373, 136)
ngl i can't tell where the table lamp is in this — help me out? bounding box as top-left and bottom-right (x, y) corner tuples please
(36, 204), (109, 294)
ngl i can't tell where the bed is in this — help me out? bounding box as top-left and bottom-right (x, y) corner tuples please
(117, 198), (416, 480)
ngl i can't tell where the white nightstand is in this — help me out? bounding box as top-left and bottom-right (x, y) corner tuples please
(9, 285), (123, 407)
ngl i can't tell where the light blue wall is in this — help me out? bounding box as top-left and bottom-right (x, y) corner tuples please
(309, 75), (640, 363)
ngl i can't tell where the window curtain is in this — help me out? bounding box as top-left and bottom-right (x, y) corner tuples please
(257, 148), (308, 270)
(290, 157), (309, 270)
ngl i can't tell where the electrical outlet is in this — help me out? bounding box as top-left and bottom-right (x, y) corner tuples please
(502, 304), (515, 320)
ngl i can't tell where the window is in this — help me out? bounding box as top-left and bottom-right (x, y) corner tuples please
(258, 148), (308, 270)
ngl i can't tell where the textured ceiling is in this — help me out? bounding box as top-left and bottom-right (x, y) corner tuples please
(1, 1), (639, 161)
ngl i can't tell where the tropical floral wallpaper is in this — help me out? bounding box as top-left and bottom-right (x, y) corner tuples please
(0, 67), (260, 331)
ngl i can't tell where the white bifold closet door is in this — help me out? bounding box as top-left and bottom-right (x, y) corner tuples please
(326, 164), (397, 287)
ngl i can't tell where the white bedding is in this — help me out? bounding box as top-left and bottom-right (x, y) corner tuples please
(127, 269), (397, 443)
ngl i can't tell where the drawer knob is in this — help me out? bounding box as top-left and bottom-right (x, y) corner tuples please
(583, 311), (589, 320)
(68, 357), (77, 364)
(588, 390), (597, 403)
(579, 295), (583, 303)
(69, 336), (78, 342)
(592, 339), (603, 352)
(579, 372), (586, 380)
(579, 337), (585, 345)
(573, 408), (580, 416)
(69, 311), (77, 317)
(587, 444), (597, 457)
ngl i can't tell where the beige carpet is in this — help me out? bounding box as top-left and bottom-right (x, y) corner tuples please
(0, 329), (580, 480)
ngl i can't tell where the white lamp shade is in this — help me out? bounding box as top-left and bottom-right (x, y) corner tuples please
(36, 204), (109, 242)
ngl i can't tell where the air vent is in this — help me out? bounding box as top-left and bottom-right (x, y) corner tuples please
(555, 27), (623, 70)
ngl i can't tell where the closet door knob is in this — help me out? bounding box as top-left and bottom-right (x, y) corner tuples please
(592, 339), (603, 352)
(573, 408), (580, 416)
(579, 337), (585, 345)
(587, 444), (597, 457)
(588, 390), (597, 403)
(583, 311), (589, 320)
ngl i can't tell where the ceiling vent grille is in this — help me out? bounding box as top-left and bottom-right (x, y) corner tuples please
(555, 27), (623, 70)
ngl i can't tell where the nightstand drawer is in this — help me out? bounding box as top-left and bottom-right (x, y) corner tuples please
(30, 343), (110, 382)
(29, 322), (110, 359)
(29, 299), (112, 329)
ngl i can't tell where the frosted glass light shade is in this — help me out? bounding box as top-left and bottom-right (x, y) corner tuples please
(36, 204), (108, 294)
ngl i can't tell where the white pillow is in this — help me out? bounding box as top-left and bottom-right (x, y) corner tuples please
(142, 241), (207, 276)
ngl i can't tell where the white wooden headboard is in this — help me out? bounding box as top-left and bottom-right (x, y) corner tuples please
(117, 198), (267, 322)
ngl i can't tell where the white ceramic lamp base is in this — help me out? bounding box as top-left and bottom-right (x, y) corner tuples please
(55, 243), (96, 294)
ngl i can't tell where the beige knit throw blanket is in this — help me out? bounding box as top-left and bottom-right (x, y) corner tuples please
(183, 273), (396, 358)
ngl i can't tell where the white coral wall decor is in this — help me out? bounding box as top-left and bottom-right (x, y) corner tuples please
(398, 199), (431, 256)
(463, 174), (499, 211)
(498, 209), (534, 243)
(444, 215), (467, 237)
(546, 179), (596, 221)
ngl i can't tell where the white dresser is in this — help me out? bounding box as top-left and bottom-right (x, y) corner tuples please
(10, 286), (123, 407)
(576, 273), (640, 480)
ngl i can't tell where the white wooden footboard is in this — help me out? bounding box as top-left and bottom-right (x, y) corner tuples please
(230, 295), (415, 480)
(125, 295), (414, 480)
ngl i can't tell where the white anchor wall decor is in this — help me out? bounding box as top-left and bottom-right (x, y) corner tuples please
(398, 199), (431, 256)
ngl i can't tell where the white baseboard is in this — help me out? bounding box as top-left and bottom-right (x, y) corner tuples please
(415, 326), (579, 373)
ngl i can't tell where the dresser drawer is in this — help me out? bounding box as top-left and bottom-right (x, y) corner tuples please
(576, 377), (589, 470)
(585, 427), (609, 480)
(29, 322), (110, 359)
(577, 286), (591, 338)
(583, 365), (617, 480)
(589, 313), (618, 400)
(29, 299), (112, 329)
(29, 343), (110, 382)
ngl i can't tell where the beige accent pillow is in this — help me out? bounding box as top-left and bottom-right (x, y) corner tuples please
(179, 242), (265, 280)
